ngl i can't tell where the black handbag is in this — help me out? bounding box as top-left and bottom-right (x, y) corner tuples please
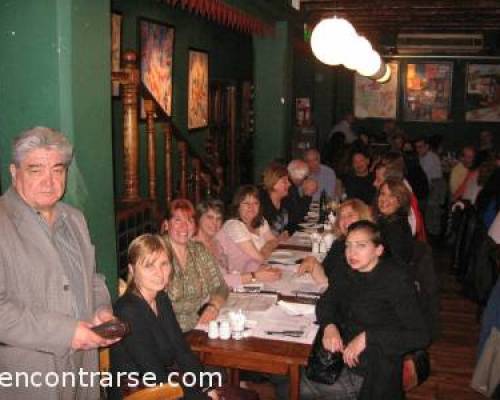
(305, 327), (344, 385)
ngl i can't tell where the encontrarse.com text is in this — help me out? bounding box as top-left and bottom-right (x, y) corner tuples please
(0, 370), (222, 389)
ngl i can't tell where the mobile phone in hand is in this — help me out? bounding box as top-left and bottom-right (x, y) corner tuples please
(91, 319), (130, 339)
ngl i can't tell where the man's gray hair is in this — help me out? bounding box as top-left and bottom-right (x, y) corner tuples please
(12, 126), (73, 167)
(287, 159), (309, 181)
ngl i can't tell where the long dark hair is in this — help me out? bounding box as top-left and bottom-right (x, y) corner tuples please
(231, 185), (264, 229)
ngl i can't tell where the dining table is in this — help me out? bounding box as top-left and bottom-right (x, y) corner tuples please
(186, 228), (329, 400)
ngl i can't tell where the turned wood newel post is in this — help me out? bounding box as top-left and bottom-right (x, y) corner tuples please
(192, 158), (201, 204)
(164, 122), (173, 205)
(121, 50), (141, 202)
(144, 99), (157, 200)
(178, 141), (188, 199)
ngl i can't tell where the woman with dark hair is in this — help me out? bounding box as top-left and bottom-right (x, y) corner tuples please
(193, 198), (226, 263)
(215, 185), (282, 287)
(110, 234), (220, 399)
(296, 221), (429, 400)
(162, 199), (229, 332)
(375, 178), (415, 266)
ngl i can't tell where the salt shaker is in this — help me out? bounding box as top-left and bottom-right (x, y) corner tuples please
(219, 320), (231, 340)
(319, 237), (327, 253)
(208, 320), (219, 339)
(311, 232), (321, 254)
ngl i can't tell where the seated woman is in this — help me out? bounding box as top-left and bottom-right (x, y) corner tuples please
(375, 177), (415, 267)
(299, 221), (429, 400)
(110, 234), (219, 399)
(259, 162), (292, 235)
(215, 185), (282, 287)
(193, 199), (227, 266)
(163, 199), (229, 332)
(298, 198), (374, 286)
(373, 156), (427, 242)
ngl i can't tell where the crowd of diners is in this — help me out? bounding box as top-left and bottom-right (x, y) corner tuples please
(109, 130), (498, 399)
(2, 125), (497, 400)
(109, 120), (500, 398)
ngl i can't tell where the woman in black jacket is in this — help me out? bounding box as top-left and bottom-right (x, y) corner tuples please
(110, 234), (219, 400)
(304, 221), (429, 400)
(375, 177), (415, 266)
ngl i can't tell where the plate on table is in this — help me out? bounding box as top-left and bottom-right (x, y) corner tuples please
(271, 250), (293, 257)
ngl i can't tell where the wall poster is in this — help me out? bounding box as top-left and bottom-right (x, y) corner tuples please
(465, 64), (500, 122)
(188, 49), (209, 130)
(354, 62), (399, 119)
(403, 62), (452, 122)
(139, 18), (175, 117)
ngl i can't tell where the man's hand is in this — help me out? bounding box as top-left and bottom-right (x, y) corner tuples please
(92, 308), (114, 326)
(71, 321), (118, 350)
(302, 178), (318, 196)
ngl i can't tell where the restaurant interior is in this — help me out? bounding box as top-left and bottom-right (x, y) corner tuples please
(1, 1), (500, 399)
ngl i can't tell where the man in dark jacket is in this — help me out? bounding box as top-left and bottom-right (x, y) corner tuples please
(282, 159), (318, 231)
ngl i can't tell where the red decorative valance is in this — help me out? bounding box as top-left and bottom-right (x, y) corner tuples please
(163, 0), (274, 36)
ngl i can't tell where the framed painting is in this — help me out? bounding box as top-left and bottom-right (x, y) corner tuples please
(403, 62), (452, 122)
(465, 64), (500, 122)
(188, 49), (209, 130)
(354, 62), (399, 119)
(111, 12), (122, 97)
(139, 18), (174, 117)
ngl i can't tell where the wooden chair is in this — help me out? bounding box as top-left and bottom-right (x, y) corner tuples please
(99, 348), (184, 400)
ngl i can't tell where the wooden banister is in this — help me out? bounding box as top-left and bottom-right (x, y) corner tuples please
(144, 99), (157, 200)
(119, 51), (141, 202)
(178, 141), (188, 198)
(164, 122), (173, 205)
(192, 158), (201, 204)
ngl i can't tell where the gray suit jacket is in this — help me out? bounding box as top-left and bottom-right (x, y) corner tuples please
(0, 187), (111, 400)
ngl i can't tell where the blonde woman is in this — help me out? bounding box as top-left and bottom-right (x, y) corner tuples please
(298, 199), (374, 285)
(110, 234), (219, 400)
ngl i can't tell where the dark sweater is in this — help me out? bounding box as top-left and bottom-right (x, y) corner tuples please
(259, 188), (290, 234)
(318, 257), (430, 399)
(342, 173), (376, 205)
(282, 183), (312, 233)
(378, 214), (414, 266)
(110, 292), (210, 399)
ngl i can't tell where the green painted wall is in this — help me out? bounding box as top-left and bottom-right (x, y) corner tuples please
(0, 0), (118, 295)
(111, 0), (253, 207)
(253, 21), (292, 179)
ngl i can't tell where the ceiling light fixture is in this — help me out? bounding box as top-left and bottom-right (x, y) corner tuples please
(310, 17), (391, 83)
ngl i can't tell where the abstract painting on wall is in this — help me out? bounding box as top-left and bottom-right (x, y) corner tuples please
(139, 18), (174, 117)
(188, 49), (209, 130)
(465, 64), (500, 122)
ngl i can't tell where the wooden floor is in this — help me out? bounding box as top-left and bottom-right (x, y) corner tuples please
(406, 246), (485, 400)
(246, 245), (487, 400)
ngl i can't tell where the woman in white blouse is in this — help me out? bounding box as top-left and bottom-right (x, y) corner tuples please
(215, 185), (282, 287)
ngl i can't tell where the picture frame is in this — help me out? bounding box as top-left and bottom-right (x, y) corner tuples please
(354, 62), (399, 119)
(188, 49), (209, 130)
(139, 18), (175, 118)
(465, 64), (500, 122)
(111, 12), (122, 97)
(403, 62), (453, 122)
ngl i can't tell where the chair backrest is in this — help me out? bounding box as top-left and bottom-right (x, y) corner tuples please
(99, 349), (184, 400)
(124, 385), (184, 400)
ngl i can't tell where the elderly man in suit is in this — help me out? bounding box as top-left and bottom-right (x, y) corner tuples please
(0, 127), (116, 399)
